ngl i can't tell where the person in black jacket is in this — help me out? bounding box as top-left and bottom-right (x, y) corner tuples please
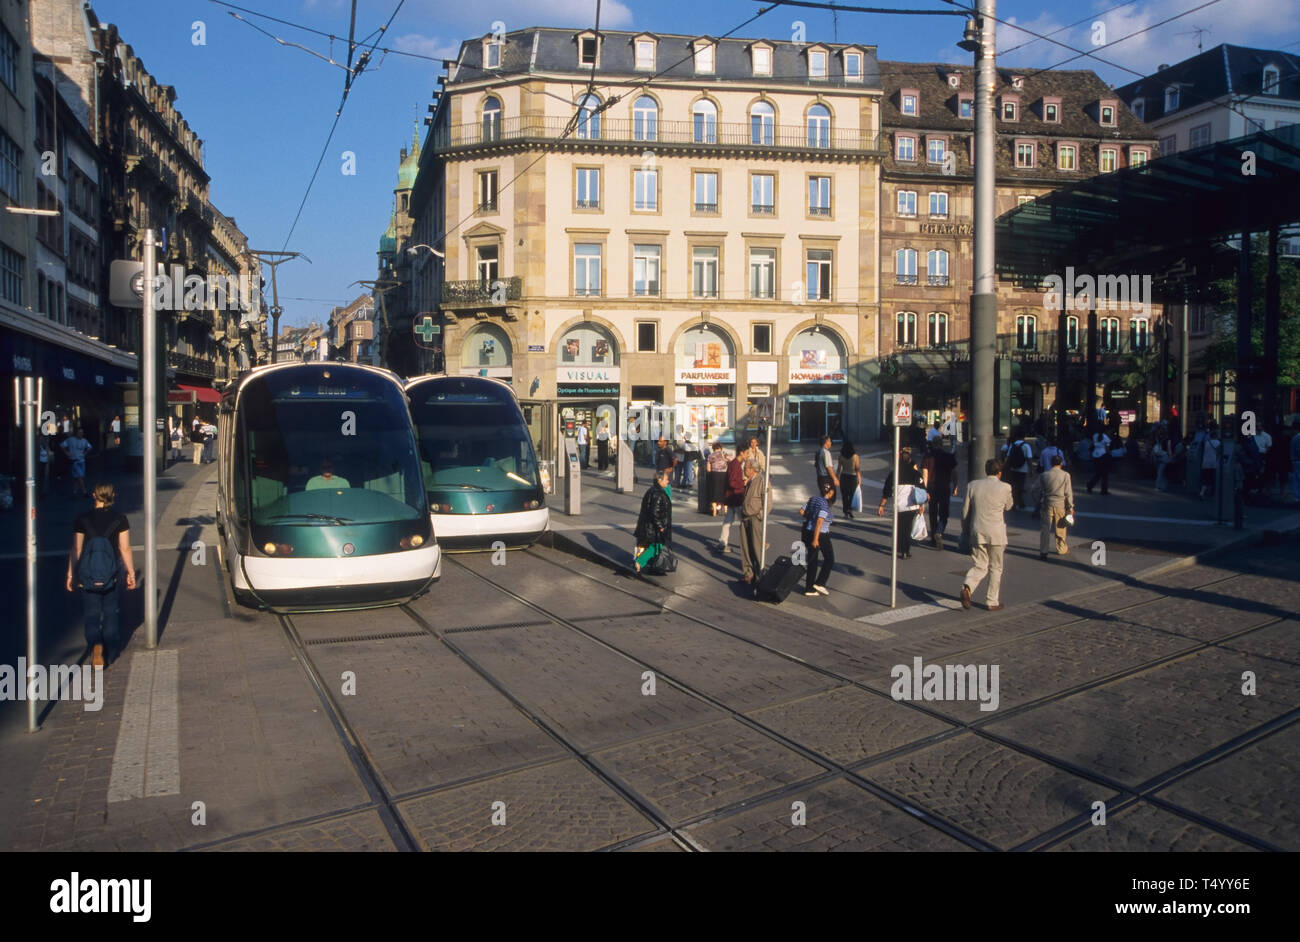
(634, 467), (673, 572)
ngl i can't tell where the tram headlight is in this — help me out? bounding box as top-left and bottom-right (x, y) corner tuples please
(263, 542), (277, 555)
(410, 534), (424, 547)
(525, 500), (541, 510)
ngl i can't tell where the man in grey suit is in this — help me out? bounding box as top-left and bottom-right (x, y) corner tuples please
(960, 458), (1014, 611)
(1030, 453), (1074, 559)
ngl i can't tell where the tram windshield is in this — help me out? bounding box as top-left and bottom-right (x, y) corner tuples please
(241, 370), (426, 526)
(410, 383), (542, 493)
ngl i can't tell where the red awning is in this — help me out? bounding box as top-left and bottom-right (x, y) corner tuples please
(176, 383), (223, 404)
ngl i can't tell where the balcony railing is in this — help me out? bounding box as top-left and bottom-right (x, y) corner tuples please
(751, 204), (776, 214)
(169, 351), (215, 378)
(896, 273), (918, 285)
(927, 274), (950, 286)
(694, 202), (718, 213)
(809, 205), (832, 217)
(437, 276), (522, 305)
(433, 115), (884, 154)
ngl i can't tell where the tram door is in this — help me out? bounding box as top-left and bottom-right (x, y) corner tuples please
(520, 399), (555, 493)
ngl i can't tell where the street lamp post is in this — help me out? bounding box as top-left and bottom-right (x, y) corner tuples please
(408, 243), (446, 375)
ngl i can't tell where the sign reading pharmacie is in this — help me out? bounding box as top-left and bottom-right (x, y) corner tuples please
(674, 367), (736, 384)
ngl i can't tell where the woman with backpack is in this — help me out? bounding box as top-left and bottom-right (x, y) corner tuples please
(66, 482), (136, 668)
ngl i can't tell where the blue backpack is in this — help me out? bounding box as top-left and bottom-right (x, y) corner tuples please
(78, 519), (119, 593)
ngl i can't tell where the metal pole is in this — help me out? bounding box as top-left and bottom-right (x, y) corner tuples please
(890, 424), (899, 608)
(143, 230), (158, 648)
(969, 0), (998, 481)
(1180, 290), (1189, 434)
(270, 264), (281, 364)
(19, 377), (39, 731)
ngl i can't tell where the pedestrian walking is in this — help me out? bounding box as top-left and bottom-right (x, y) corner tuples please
(190, 422), (206, 464)
(926, 421), (941, 446)
(655, 434), (676, 475)
(576, 420), (590, 470)
(1037, 436), (1067, 473)
(680, 428), (698, 491)
(707, 442), (730, 515)
(1153, 430), (1173, 491)
(1198, 425), (1221, 499)
(739, 456), (767, 585)
(66, 482), (136, 667)
(799, 480), (835, 596)
(836, 441), (860, 518)
(1031, 453), (1074, 559)
(1000, 435), (1032, 509)
(170, 424), (183, 463)
(814, 434), (839, 498)
(959, 458), (1014, 612)
(921, 439), (959, 548)
(596, 418), (611, 471)
(1086, 427), (1112, 495)
(110, 415), (121, 448)
(61, 427), (92, 496)
(717, 449), (746, 552)
(633, 466), (673, 573)
(878, 447), (922, 558)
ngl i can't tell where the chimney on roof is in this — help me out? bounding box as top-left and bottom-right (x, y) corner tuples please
(1157, 64), (1169, 71)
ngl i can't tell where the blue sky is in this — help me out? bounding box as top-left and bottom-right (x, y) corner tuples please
(91, 0), (1296, 329)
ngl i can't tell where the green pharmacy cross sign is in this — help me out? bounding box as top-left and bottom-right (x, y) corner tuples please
(413, 314), (440, 348)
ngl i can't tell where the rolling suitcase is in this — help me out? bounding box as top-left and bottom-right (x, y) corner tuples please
(756, 556), (806, 603)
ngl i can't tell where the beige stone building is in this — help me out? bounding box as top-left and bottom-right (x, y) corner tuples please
(411, 28), (886, 445)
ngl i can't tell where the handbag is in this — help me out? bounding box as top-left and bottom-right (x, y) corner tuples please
(643, 544), (677, 575)
(850, 484), (863, 512)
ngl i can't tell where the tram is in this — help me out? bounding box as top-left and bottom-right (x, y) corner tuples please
(405, 374), (549, 549)
(216, 362), (440, 611)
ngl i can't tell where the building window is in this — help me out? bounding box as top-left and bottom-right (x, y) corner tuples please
(959, 96), (973, 119)
(635, 39), (655, 71)
(927, 249), (949, 285)
(927, 138), (947, 164)
(1016, 141), (1036, 168)
(897, 135), (916, 161)
(807, 104), (831, 148)
(637, 321), (657, 352)
(485, 41), (502, 69)
(574, 244), (601, 296)
(1131, 98), (1145, 121)
(1099, 148), (1117, 173)
(482, 96), (502, 141)
(1130, 148), (1149, 167)
(476, 170), (499, 211)
(806, 250), (832, 300)
(1164, 86), (1179, 112)
(928, 191), (948, 217)
(896, 311), (917, 346)
(808, 175), (831, 216)
(693, 99), (717, 143)
(1017, 314), (1037, 350)
(1100, 104), (1115, 126)
(1066, 315), (1079, 350)
(1002, 100), (1017, 121)
(0, 243), (23, 305)
(750, 101), (775, 145)
(575, 167), (600, 209)
(751, 173), (775, 213)
(896, 248), (917, 285)
(901, 94), (918, 116)
(753, 323), (772, 354)
(844, 51), (862, 81)
(1130, 317), (1150, 350)
(1099, 316), (1120, 352)
(633, 168), (657, 211)
(749, 247), (776, 299)
(1044, 102), (1059, 122)
(1263, 64), (1280, 94)
(0, 130), (20, 201)
(633, 244), (660, 296)
(633, 95), (658, 141)
(1058, 144), (1077, 170)
(1189, 123), (1211, 149)
(694, 41), (715, 74)
(692, 246), (719, 298)
(928, 312), (949, 347)
(693, 171), (718, 212)
(0, 26), (16, 93)
(476, 245), (499, 285)
(809, 49), (827, 79)
(752, 45), (772, 76)
(1160, 133), (1177, 156)
(897, 190), (917, 216)
(576, 94), (601, 139)
(579, 35), (598, 66)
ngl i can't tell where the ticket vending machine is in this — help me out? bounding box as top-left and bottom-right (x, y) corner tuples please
(563, 437), (581, 515)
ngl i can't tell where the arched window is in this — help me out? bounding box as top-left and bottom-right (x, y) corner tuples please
(481, 96), (502, 141)
(576, 94), (601, 139)
(1017, 314), (1037, 350)
(1066, 315), (1080, 350)
(895, 248), (917, 284)
(927, 312), (948, 347)
(896, 311), (917, 346)
(807, 104), (830, 148)
(633, 95), (658, 141)
(692, 99), (717, 144)
(750, 101), (774, 145)
(1099, 316), (1120, 352)
(927, 249), (949, 286)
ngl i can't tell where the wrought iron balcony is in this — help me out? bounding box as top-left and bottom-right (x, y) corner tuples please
(927, 274), (950, 286)
(896, 274), (918, 285)
(168, 351), (215, 378)
(437, 276), (522, 306)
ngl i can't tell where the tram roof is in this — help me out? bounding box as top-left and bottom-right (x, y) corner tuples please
(995, 124), (1300, 299)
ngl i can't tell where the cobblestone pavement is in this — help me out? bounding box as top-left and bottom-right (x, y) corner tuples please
(4, 472), (1297, 850)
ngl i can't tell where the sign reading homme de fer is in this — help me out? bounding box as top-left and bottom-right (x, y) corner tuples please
(675, 367), (736, 384)
(919, 222), (974, 236)
(789, 368), (847, 384)
(558, 366), (620, 383)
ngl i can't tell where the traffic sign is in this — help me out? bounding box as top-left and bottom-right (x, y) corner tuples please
(888, 393), (913, 426)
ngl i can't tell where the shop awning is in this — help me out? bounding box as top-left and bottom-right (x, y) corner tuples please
(176, 383), (222, 404)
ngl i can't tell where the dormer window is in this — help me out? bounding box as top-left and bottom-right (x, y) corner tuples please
(1263, 64), (1280, 94)
(902, 93), (918, 115)
(844, 50), (863, 81)
(958, 94), (973, 119)
(1001, 96), (1019, 121)
(578, 34), (599, 67)
(1131, 98), (1145, 121)
(1164, 86), (1179, 112)
(694, 39), (715, 74)
(1098, 99), (1117, 126)
(634, 36), (656, 71)
(751, 43), (772, 76)
(1011, 74), (1024, 90)
(948, 72), (961, 88)
(808, 47), (828, 79)
(484, 38), (502, 69)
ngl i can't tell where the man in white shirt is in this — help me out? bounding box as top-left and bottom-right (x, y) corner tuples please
(576, 420), (590, 469)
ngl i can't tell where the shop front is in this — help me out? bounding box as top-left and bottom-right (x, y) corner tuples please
(787, 327), (847, 443)
(555, 323), (621, 472)
(674, 323), (735, 445)
(459, 323), (514, 384)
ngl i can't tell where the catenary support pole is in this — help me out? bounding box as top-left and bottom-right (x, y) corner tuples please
(143, 230), (158, 648)
(890, 423), (899, 609)
(19, 376), (39, 731)
(969, 0), (997, 482)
